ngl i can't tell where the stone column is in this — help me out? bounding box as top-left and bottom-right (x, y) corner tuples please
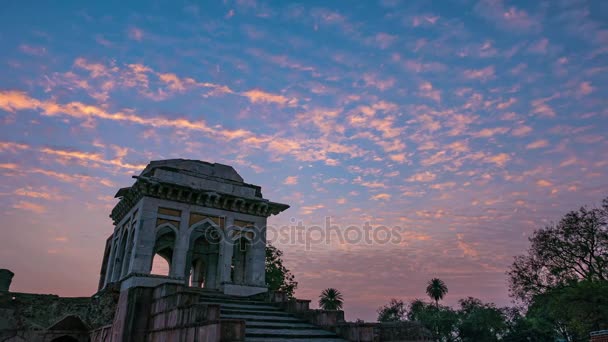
(220, 216), (235, 285)
(129, 198), (158, 274)
(249, 219), (267, 286)
(0, 269), (14, 292)
(170, 209), (190, 279)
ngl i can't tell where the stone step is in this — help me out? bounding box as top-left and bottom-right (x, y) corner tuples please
(246, 339), (346, 342)
(221, 308), (292, 317)
(245, 328), (339, 338)
(221, 313), (302, 322)
(246, 321), (317, 329)
(201, 301), (280, 311)
(198, 296), (269, 306)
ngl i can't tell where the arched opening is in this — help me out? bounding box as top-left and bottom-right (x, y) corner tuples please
(150, 253), (171, 276)
(231, 237), (251, 284)
(151, 227), (176, 276)
(50, 336), (79, 342)
(187, 224), (220, 289)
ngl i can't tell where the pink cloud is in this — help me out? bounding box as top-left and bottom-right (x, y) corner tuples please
(128, 27), (144, 41)
(418, 81), (441, 102)
(463, 66), (495, 81)
(374, 33), (397, 49)
(474, 0), (540, 32)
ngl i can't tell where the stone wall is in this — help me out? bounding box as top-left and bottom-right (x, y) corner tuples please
(592, 330), (608, 342)
(0, 285), (119, 341)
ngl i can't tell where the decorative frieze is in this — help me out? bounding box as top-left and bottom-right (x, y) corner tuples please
(110, 176), (289, 224)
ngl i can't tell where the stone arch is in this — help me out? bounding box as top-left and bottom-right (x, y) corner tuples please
(150, 225), (177, 276)
(186, 221), (221, 288)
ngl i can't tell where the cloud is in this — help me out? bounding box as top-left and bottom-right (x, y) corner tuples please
(496, 98), (516, 110)
(528, 38), (549, 54)
(472, 127), (509, 138)
(362, 73), (396, 91)
(418, 81), (441, 102)
(374, 33), (397, 49)
(578, 82), (594, 96)
(19, 44), (47, 56)
(12, 200), (47, 213)
(463, 66), (495, 81)
(531, 98), (556, 117)
(484, 153), (510, 167)
(407, 171), (437, 182)
(526, 139), (549, 149)
(536, 179), (553, 187)
(474, 0), (540, 32)
(242, 89), (297, 106)
(511, 125), (533, 137)
(300, 204), (324, 215)
(14, 187), (67, 201)
(457, 233), (478, 258)
(430, 182), (456, 190)
(283, 176), (298, 185)
(128, 27), (144, 41)
(370, 193), (391, 201)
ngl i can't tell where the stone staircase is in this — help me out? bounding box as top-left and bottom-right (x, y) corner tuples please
(196, 291), (347, 342)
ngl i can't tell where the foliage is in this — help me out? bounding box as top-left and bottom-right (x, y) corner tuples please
(526, 280), (608, 341)
(265, 243), (298, 298)
(407, 299), (458, 342)
(318, 288), (344, 311)
(508, 197), (608, 302)
(456, 297), (507, 342)
(426, 278), (448, 307)
(507, 197), (608, 340)
(501, 307), (555, 342)
(377, 298), (407, 322)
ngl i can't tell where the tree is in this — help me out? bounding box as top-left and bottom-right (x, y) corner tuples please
(407, 299), (458, 342)
(319, 288), (344, 311)
(426, 278), (448, 308)
(508, 197), (608, 340)
(456, 297), (507, 342)
(508, 197), (608, 302)
(265, 243), (298, 298)
(526, 280), (608, 341)
(377, 298), (407, 322)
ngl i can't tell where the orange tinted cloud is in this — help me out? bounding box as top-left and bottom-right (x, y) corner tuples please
(283, 176), (298, 185)
(242, 89), (297, 106)
(526, 139), (549, 149)
(12, 201), (47, 213)
(463, 66), (495, 80)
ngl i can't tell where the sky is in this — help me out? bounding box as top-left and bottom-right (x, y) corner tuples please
(0, 0), (607, 321)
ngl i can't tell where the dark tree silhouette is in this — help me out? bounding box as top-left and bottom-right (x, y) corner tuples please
(508, 197), (608, 302)
(319, 288), (344, 311)
(265, 243), (298, 298)
(426, 278), (448, 308)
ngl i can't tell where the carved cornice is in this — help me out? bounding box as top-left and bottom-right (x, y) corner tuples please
(110, 176), (289, 224)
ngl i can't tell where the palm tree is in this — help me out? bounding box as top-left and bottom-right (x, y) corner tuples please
(426, 278), (448, 308)
(318, 288), (344, 311)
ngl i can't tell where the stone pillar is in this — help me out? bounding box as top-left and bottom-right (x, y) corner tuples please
(129, 198), (158, 274)
(249, 219), (267, 286)
(206, 253), (218, 288)
(0, 269), (14, 292)
(220, 216), (235, 285)
(170, 209), (190, 279)
(103, 235), (117, 286)
(98, 237), (112, 291)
